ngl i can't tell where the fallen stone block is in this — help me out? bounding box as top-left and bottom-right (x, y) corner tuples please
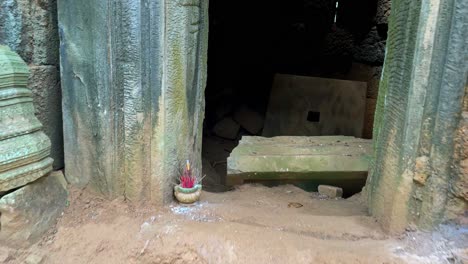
(227, 136), (371, 188)
(213, 117), (240, 140)
(233, 106), (264, 135)
(318, 185), (343, 198)
(0, 171), (68, 248)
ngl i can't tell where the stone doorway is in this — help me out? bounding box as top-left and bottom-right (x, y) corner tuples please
(54, 0), (466, 234)
(201, 0), (389, 197)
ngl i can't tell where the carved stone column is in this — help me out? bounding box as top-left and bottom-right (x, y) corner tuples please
(0, 46), (67, 248)
(0, 45), (53, 192)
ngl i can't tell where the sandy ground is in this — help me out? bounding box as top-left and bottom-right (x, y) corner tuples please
(1, 184), (467, 264)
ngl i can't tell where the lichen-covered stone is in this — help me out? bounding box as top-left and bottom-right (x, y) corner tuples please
(0, 0), (63, 168)
(227, 136), (371, 186)
(367, 0), (468, 233)
(28, 66), (63, 169)
(0, 0), (59, 65)
(0, 46), (53, 192)
(58, 0), (208, 203)
(0, 171), (68, 248)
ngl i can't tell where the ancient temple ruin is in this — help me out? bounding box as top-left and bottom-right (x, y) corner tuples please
(0, 46), (67, 247)
(56, 0), (466, 233)
(0, 0), (466, 260)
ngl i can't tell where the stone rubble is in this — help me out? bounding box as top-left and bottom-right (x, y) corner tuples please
(0, 171), (68, 248)
(213, 117), (241, 140)
(318, 185), (344, 198)
(233, 105), (264, 135)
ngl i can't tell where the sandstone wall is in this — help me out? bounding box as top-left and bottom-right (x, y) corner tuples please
(367, 0), (468, 233)
(58, 0), (208, 203)
(448, 91), (468, 224)
(0, 0), (63, 169)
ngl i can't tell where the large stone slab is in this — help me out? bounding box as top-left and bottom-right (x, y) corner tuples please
(227, 136), (371, 187)
(0, 171), (68, 248)
(263, 74), (367, 138)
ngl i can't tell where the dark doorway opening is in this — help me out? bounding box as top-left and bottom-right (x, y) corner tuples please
(202, 0), (388, 197)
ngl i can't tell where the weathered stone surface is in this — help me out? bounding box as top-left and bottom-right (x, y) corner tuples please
(25, 253), (45, 264)
(330, 63), (382, 101)
(0, 46), (53, 192)
(58, 0), (208, 203)
(322, 27), (354, 58)
(362, 98), (377, 139)
(318, 185), (343, 198)
(367, 0), (468, 232)
(1, 152), (54, 192)
(0, 171), (68, 248)
(28, 66), (63, 169)
(376, 0), (391, 25)
(233, 106), (264, 135)
(341, 63), (376, 82)
(0, 0), (59, 65)
(263, 74), (367, 137)
(413, 156), (430, 185)
(227, 136), (371, 186)
(448, 112), (468, 221)
(367, 67), (382, 99)
(352, 27), (386, 65)
(213, 117), (240, 139)
(0, 248), (11, 263)
(0, 0), (63, 168)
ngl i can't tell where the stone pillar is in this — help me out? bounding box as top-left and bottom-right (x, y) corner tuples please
(58, 0), (208, 203)
(0, 0), (63, 169)
(366, 0), (468, 232)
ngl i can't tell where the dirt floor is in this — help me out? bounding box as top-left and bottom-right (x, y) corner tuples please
(1, 184), (467, 264)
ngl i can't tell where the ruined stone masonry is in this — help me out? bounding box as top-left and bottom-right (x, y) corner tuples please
(0, 46), (68, 248)
(58, 0), (208, 203)
(0, 0), (63, 169)
(367, 0), (468, 233)
(0, 46), (53, 191)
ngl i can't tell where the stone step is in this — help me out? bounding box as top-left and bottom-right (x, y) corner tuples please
(227, 136), (372, 186)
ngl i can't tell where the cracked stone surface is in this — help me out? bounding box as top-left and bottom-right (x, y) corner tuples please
(0, 171), (68, 248)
